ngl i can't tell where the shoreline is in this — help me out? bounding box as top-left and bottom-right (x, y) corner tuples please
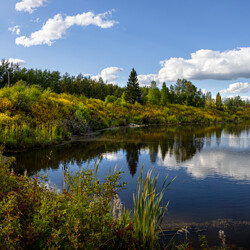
(2, 120), (249, 153)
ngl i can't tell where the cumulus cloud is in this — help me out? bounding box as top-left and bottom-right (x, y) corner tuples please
(15, 0), (47, 13)
(220, 82), (249, 94)
(158, 149), (250, 181)
(7, 58), (26, 65)
(137, 74), (159, 86)
(158, 47), (250, 82)
(91, 67), (123, 84)
(102, 152), (123, 161)
(9, 25), (21, 35)
(157, 131), (250, 181)
(240, 96), (250, 101)
(16, 11), (117, 47)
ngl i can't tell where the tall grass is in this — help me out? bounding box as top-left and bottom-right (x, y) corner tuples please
(133, 167), (175, 249)
(0, 121), (67, 149)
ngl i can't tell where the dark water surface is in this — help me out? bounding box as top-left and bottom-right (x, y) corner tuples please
(8, 123), (250, 247)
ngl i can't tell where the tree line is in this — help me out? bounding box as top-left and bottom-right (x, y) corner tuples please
(123, 67), (249, 109)
(0, 59), (249, 109)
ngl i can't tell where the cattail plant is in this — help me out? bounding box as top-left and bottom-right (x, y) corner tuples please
(133, 167), (174, 249)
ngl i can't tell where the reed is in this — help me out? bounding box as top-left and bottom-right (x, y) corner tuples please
(133, 167), (175, 249)
(0, 121), (66, 149)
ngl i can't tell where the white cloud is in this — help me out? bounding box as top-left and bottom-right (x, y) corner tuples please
(137, 74), (159, 86)
(7, 58), (26, 65)
(224, 95), (250, 101)
(201, 88), (206, 94)
(8, 25), (21, 35)
(240, 96), (250, 101)
(65, 10), (116, 29)
(220, 82), (249, 94)
(15, 0), (47, 13)
(16, 14), (68, 47)
(102, 152), (123, 161)
(227, 134), (249, 149)
(158, 47), (250, 82)
(82, 73), (92, 77)
(158, 149), (250, 181)
(16, 11), (117, 47)
(91, 67), (123, 83)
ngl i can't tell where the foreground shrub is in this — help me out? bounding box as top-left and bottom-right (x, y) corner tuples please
(0, 151), (176, 249)
(0, 156), (138, 249)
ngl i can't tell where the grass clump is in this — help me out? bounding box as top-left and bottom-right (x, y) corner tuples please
(133, 168), (174, 249)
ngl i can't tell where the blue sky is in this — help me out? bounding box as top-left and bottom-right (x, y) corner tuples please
(1, 0), (250, 99)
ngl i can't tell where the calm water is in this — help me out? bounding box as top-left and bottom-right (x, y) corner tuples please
(8, 123), (250, 247)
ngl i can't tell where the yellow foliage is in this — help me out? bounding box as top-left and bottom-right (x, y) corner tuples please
(0, 113), (13, 125)
(0, 98), (13, 113)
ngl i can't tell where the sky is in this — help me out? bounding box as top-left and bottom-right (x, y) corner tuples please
(1, 0), (250, 100)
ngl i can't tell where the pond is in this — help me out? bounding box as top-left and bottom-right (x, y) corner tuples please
(8, 123), (250, 247)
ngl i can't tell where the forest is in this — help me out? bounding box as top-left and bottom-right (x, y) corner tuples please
(0, 59), (249, 150)
(1, 59), (249, 108)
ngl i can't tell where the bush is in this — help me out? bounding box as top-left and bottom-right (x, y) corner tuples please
(0, 157), (138, 248)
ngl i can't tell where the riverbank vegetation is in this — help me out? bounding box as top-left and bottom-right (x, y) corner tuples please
(0, 152), (174, 249)
(0, 82), (249, 150)
(0, 60), (249, 150)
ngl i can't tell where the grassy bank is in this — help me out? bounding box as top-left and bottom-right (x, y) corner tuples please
(0, 82), (249, 150)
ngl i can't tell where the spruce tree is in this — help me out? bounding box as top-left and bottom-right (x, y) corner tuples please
(160, 82), (168, 106)
(125, 68), (141, 104)
(216, 92), (222, 109)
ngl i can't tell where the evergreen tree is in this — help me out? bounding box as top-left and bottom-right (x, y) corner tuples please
(169, 84), (176, 104)
(125, 68), (141, 103)
(216, 92), (222, 109)
(140, 86), (149, 104)
(160, 82), (169, 106)
(205, 91), (212, 107)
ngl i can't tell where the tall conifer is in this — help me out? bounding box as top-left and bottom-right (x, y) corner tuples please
(125, 68), (141, 103)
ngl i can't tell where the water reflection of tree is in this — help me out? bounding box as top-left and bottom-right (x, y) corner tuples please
(8, 123), (249, 177)
(125, 143), (141, 176)
(148, 141), (159, 163)
(169, 134), (204, 164)
(224, 123), (249, 137)
(159, 139), (174, 161)
(216, 128), (223, 146)
(10, 141), (124, 175)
